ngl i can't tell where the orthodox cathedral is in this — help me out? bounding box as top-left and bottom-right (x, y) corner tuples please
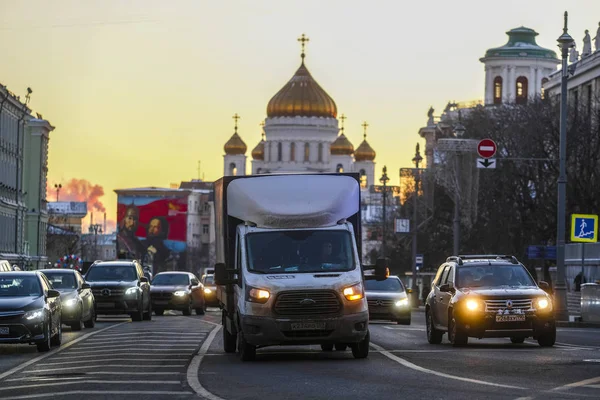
(222, 35), (377, 191)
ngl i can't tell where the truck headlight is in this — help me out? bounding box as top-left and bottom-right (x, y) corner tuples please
(125, 287), (140, 296)
(395, 298), (409, 307)
(64, 298), (78, 307)
(536, 298), (552, 311)
(204, 288), (212, 294)
(343, 283), (364, 301)
(174, 291), (187, 297)
(247, 287), (270, 303)
(465, 299), (482, 311)
(24, 309), (44, 321)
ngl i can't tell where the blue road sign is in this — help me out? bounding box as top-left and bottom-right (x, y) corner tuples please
(570, 214), (598, 243)
(415, 254), (423, 270)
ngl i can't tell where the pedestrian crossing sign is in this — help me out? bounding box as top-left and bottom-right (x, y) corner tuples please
(570, 214), (598, 243)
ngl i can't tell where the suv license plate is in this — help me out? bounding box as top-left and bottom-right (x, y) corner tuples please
(496, 315), (526, 322)
(291, 322), (326, 331)
(0, 327), (9, 335)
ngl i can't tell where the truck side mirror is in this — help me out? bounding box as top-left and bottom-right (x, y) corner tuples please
(374, 258), (389, 281)
(214, 263), (227, 285)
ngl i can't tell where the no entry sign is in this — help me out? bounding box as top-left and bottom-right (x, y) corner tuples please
(477, 139), (497, 159)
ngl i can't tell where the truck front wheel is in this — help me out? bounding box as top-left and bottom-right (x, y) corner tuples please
(351, 330), (370, 359)
(222, 311), (237, 353)
(237, 330), (256, 361)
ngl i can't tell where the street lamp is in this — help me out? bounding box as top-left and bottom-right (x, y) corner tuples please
(380, 166), (390, 258)
(411, 144), (423, 307)
(554, 11), (574, 321)
(453, 115), (466, 256)
(54, 184), (62, 202)
(89, 224), (103, 260)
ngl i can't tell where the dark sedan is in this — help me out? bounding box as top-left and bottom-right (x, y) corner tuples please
(41, 269), (96, 330)
(150, 272), (205, 316)
(365, 276), (411, 325)
(0, 271), (62, 352)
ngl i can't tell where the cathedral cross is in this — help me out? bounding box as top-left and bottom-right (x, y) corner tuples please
(298, 33), (310, 61)
(232, 113), (241, 133)
(339, 114), (347, 133)
(361, 121), (369, 139)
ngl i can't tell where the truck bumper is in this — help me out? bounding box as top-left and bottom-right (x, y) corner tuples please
(240, 312), (369, 347)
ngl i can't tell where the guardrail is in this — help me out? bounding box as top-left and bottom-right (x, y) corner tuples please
(581, 283), (600, 322)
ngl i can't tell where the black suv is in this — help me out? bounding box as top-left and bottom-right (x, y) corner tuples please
(85, 260), (152, 321)
(425, 255), (555, 347)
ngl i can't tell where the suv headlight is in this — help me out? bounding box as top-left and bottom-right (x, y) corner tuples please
(24, 309), (44, 321)
(246, 286), (270, 303)
(174, 290), (187, 297)
(465, 298), (483, 312)
(64, 298), (78, 307)
(536, 297), (552, 311)
(204, 288), (212, 294)
(343, 283), (364, 301)
(125, 287), (140, 296)
(395, 298), (409, 307)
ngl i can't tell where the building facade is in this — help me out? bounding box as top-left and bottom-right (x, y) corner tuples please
(46, 201), (88, 265)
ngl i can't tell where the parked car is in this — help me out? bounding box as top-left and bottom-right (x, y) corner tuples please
(85, 260), (152, 322)
(150, 271), (206, 316)
(40, 269), (96, 330)
(0, 271), (62, 352)
(365, 275), (411, 325)
(201, 274), (218, 307)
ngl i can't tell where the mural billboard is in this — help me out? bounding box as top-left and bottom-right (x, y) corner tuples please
(116, 194), (188, 274)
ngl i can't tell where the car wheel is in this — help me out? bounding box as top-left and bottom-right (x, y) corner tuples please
(196, 307), (205, 315)
(154, 308), (164, 316)
(321, 344), (334, 351)
(448, 314), (468, 347)
(335, 343), (348, 351)
(143, 300), (152, 321)
(36, 322), (51, 352)
(183, 301), (192, 316)
(510, 337), (525, 344)
(537, 328), (556, 347)
(237, 330), (256, 361)
(70, 320), (83, 331)
(397, 317), (411, 325)
(351, 330), (370, 359)
(426, 310), (443, 344)
(222, 311), (237, 353)
(50, 321), (62, 346)
(84, 307), (96, 328)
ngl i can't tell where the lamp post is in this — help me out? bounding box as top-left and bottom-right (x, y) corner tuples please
(54, 184), (62, 202)
(555, 11), (574, 321)
(89, 224), (103, 260)
(452, 116), (466, 256)
(380, 166), (390, 257)
(412, 144), (423, 306)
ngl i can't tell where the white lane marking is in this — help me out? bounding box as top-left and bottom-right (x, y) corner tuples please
(73, 343), (200, 348)
(382, 326), (426, 331)
(513, 397), (535, 400)
(186, 324), (226, 400)
(555, 342), (600, 350)
(86, 338), (204, 343)
(50, 353), (192, 359)
(0, 380), (181, 391)
(95, 332), (211, 337)
(24, 365), (185, 373)
(0, 322), (126, 382)
(66, 348), (197, 354)
(38, 358), (187, 366)
(28, 371), (181, 376)
(1, 390), (193, 399)
(584, 359), (600, 363)
(370, 342), (526, 390)
(550, 375), (600, 391)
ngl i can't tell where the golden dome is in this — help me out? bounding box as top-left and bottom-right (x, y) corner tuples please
(266, 62), (337, 119)
(224, 132), (247, 155)
(354, 133), (376, 161)
(252, 135), (265, 160)
(331, 133), (354, 155)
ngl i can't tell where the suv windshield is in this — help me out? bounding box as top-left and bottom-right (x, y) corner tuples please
(365, 278), (404, 292)
(152, 274), (189, 286)
(246, 230), (355, 274)
(86, 265), (137, 282)
(43, 272), (77, 289)
(0, 275), (42, 297)
(456, 264), (536, 288)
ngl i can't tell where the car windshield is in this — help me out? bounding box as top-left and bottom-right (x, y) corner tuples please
(203, 275), (214, 285)
(43, 272), (77, 289)
(456, 264), (536, 288)
(86, 265), (137, 282)
(246, 230), (355, 274)
(152, 274), (189, 286)
(365, 278), (404, 292)
(0, 275), (42, 297)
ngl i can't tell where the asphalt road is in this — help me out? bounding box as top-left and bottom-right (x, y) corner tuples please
(1, 310), (599, 399)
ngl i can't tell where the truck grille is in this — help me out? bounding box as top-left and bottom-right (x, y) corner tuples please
(485, 299), (532, 312)
(274, 290), (341, 316)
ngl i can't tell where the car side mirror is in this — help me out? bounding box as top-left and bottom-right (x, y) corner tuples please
(140, 277), (149, 284)
(439, 283), (450, 292)
(47, 289), (60, 298)
(81, 283), (91, 290)
(538, 281), (551, 293)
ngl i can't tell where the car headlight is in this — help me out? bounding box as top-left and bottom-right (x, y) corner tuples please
(173, 290), (187, 297)
(343, 283), (364, 301)
(395, 298), (409, 307)
(247, 287), (270, 303)
(465, 298), (482, 311)
(24, 309), (44, 321)
(204, 288), (212, 294)
(64, 298), (78, 307)
(125, 287), (140, 296)
(536, 297), (552, 311)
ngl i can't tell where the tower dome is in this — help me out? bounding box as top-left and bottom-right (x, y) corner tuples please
(483, 27), (558, 59)
(331, 133), (354, 155)
(224, 113), (247, 155)
(251, 133), (265, 160)
(354, 133), (376, 161)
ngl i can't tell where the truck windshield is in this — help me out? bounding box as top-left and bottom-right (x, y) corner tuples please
(246, 230), (355, 274)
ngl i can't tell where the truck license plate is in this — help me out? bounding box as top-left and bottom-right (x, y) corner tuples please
(0, 327), (9, 335)
(291, 322), (326, 331)
(496, 315), (526, 322)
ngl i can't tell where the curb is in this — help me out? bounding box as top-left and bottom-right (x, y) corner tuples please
(557, 321), (600, 328)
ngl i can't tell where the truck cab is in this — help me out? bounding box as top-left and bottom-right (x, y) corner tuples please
(213, 173), (386, 361)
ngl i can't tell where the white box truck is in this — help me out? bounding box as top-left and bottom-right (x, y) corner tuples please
(214, 173), (387, 361)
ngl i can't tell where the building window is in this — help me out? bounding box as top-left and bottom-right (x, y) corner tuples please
(541, 77), (549, 99)
(493, 76), (502, 104)
(202, 224), (209, 234)
(229, 162), (237, 176)
(359, 169), (367, 189)
(318, 143), (323, 162)
(304, 143), (310, 162)
(336, 164), (343, 173)
(277, 142), (282, 162)
(290, 142), (296, 162)
(516, 76), (528, 104)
